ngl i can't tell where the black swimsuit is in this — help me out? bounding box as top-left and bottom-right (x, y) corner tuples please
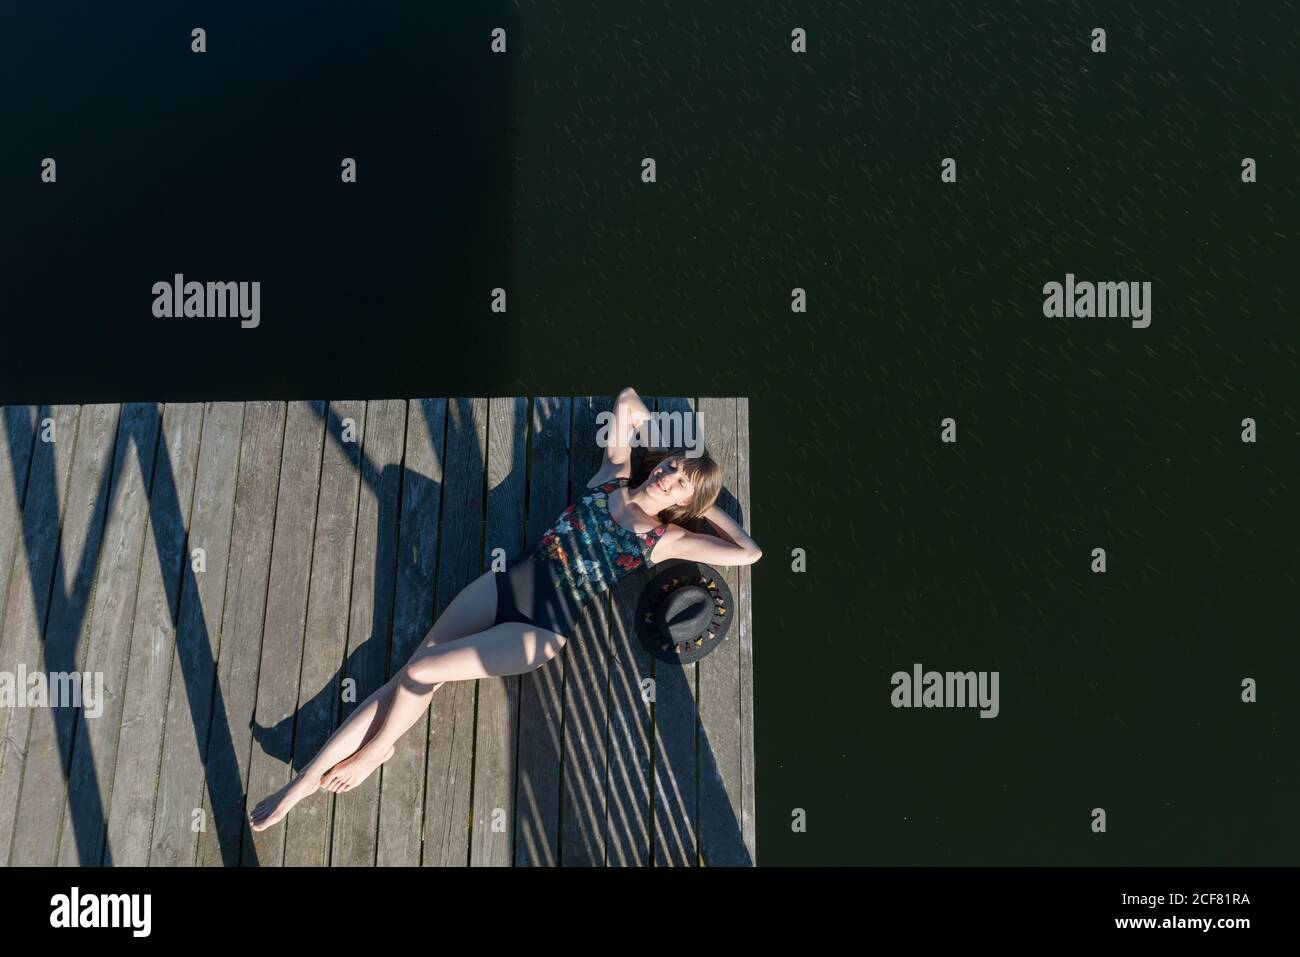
(493, 477), (668, 636)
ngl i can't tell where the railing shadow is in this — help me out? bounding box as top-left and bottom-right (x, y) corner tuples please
(0, 403), (252, 866)
(1, 405), (118, 865)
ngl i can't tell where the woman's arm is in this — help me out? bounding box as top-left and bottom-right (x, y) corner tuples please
(699, 504), (760, 554)
(590, 386), (652, 484)
(651, 515), (762, 567)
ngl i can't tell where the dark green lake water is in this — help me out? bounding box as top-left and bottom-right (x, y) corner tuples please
(2, 1), (1297, 864)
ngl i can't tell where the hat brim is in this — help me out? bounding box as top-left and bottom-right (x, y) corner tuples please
(634, 560), (735, 665)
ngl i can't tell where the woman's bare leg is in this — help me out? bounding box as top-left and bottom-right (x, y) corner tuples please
(249, 569), (500, 830)
(320, 621), (567, 792)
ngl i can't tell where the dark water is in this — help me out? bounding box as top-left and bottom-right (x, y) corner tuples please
(2, 1), (1298, 864)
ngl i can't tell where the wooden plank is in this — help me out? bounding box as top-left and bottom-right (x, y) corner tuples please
(513, 396), (571, 866)
(330, 399), (407, 867)
(470, 397), (527, 866)
(421, 398), (487, 865)
(736, 397), (756, 863)
(194, 400), (286, 867)
(150, 402), (243, 866)
(243, 401), (327, 866)
(696, 397), (749, 865)
(0, 407), (38, 667)
(374, 399), (447, 866)
(104, 402), (205, 866)
(604, 393), (655, 868)
(651, 396), (699, 866)
(0, 407), (38, 789)
(560, 395), (612, 865)
(280, 400), (365, 866)
(0, 400), (52, 863)
(58, 403), (164, 865)
(9, 403), (120, 866)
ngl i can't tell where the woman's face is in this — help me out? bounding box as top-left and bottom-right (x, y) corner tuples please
(644, 455), (695, 509)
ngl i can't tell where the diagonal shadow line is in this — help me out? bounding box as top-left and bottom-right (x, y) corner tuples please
(136, 403), (253, 867)
(695, 705), (754, 866)
(3, 408), (112, 862)
(61, 405), (165, 865)
(5, 405), (119, 867)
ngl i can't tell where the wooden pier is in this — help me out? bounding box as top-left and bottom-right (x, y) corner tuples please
(0, 396), (753, 866)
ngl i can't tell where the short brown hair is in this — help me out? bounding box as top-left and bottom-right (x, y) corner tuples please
(635, 447), (722, 528)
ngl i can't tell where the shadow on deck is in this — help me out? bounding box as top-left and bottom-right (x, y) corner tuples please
(0, 396), (754, 866)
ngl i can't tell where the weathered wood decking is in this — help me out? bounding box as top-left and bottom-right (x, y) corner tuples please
(0, 397), (753, 866)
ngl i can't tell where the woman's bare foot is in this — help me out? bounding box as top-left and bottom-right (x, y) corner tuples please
(321, 744), (395, 793)
(248, 774), (318, 832)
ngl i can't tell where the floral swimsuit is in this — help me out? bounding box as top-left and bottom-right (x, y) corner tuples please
(536, 478), (668, 605)
(493, 477), (668, 636)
